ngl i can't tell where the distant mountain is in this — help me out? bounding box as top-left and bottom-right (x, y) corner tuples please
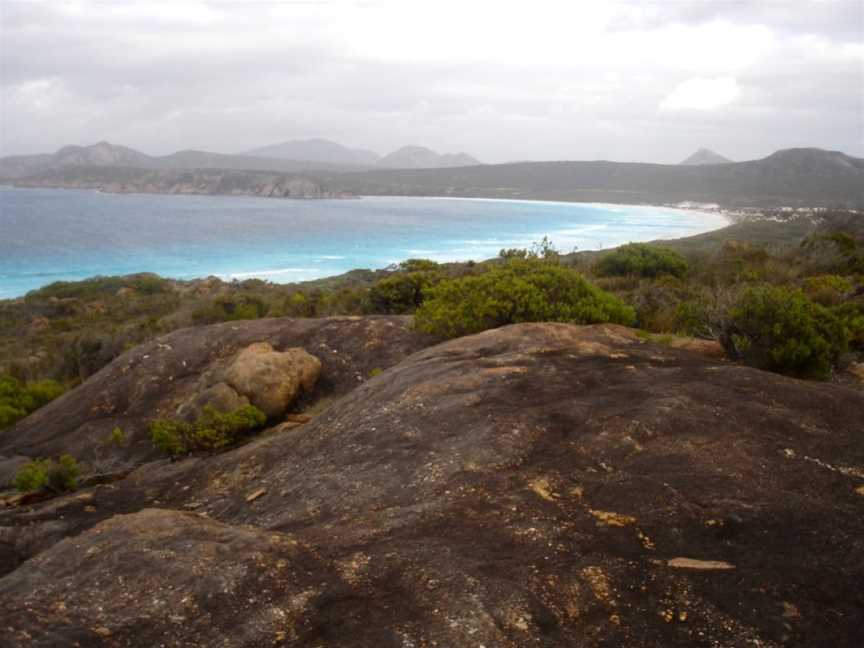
(52, 141), (157, 168)
(0, 141), (370, 179)
(156, 149), (367, 173)
(0, 142), (159, 178)
(14, 166), (343, 199)
(245, 138), (381, 167)
(5, 143), (862, 207)
(753, 147), (864, 173)
(378, 146), (481, 169)
(680, 148), (733, 166)
(323, 147), (864, 208)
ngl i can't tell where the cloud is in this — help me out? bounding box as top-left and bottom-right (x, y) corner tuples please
(660, 77), (741, 111)
(0, 0), (861, 162)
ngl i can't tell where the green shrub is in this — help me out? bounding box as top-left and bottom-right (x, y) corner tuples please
(415, 257), (635, 338)
(727, 286), (848, 379)
(14, 455), (80, 493)
(596, 244), (689, 279)
(0, 375), (66, 430)
(13, 459), (50, 492)
(803, 275), (853, 306)
(833, 301), (864, 350)
(801, 232), (864, 275)
(398, 258), (440, 273)
(149, 404), (267, 456)
(283, 292), (317, 317)
(46, 454), (81, 493)
(368, 260), (442, 314)
(193, 404), (267, 451)
(107, 426), (126, 446)
(150, 418), (190, 456)
(673, 299), (711, 337)
(130, 275), (170, 295)
(368, 273), (434, 314)
(500, 236), (560, 261)
(191, 295), (269, 324)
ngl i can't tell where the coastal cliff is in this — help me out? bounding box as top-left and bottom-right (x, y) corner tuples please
(11, 166), (346, 199)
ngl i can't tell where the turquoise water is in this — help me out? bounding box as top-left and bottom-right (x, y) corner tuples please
(0, 187), (727, 298)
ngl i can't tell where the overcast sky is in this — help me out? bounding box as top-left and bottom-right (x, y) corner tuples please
(1, 0), (862, 163)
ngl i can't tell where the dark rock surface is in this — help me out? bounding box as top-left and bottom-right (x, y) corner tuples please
(0, 316), (432, 465)
(1, 322), (863, 646)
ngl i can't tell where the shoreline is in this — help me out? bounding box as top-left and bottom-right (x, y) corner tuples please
(369, 194), (734, 226)
(0, 190), (737, 299)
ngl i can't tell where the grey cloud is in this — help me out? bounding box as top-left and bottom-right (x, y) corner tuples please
(1, 1), (861, 162)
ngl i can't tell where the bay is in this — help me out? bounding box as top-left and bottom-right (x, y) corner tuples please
(0, 187), (727, 298)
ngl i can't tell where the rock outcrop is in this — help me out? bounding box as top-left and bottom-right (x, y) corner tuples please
(1, 321), (863, 646)
(217, 343), (320, 417)
(0, 316), (432, 465)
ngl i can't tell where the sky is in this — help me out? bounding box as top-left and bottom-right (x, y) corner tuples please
(1, 0), (862, 163)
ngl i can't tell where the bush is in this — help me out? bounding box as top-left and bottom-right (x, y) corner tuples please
(367, 260), (442, 314)
(368, 273), (435, 314)
(801, 232), (864, 275)
(415, 257), (635, 338)
(596, 244), (689, 279)
(0, 375), (66, 430)
(726, 286), (849, 379)
(803, 275), (853, 306)
(149, 404), (267, 456)
(150, 418), (189, 456)
(13, 459), (50, 492)
(14, 454), (80, 493)
(107, 426), (126, 446)
(191, 295), (269, 324)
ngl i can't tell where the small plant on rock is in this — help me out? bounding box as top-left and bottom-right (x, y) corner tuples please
(149, 404), (267, 457)
(14, 454), (80, 494)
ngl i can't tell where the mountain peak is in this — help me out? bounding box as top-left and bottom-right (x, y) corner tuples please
(378, 145), (481, 169)
(759, 147), (864, 172)
(244, 139), (380, 166)
(679, 148), (733, 166)
(52, 141), (153, 167)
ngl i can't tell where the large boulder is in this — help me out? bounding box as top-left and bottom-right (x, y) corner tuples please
(0, 322), (862, 646)
(216, 343), (320, 418)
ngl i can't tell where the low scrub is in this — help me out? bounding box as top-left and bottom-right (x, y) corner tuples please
(0, 374), (66, 430)
(368, 259), (443, 315)
(596, 243), (689, 279)
(726, 286), (848, 379)
(150, 404), (267, 456)
(415, 257), (635, 338)
(14, 455), (80, 493)
(191, 295), (270, 324)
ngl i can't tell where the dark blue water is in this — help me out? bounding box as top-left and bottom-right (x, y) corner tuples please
(0, 187), (727, 298)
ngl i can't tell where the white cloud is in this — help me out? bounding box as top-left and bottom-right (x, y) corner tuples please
(0, 0), (861, 161)
(660, 77), (741, 111)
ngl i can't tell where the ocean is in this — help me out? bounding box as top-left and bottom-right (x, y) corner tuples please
(0, 187), (728, 298)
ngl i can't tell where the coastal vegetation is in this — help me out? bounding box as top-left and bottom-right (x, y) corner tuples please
(149, 404), (268, 457)
(13, 454), (80, 494)
(0, 211), (861, 399)
(0, 374), (66, 430)
(414, 257), (635, 338)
